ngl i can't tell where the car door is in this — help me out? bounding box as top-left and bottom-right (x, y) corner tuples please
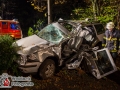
(87, 48), (117, 79)
(1, 21), (8, 35)
(0, 21), (1, 34)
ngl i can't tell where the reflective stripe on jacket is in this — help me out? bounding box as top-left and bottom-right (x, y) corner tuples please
(102, 28), (120, 52)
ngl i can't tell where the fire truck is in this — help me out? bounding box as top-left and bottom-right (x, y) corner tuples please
(0, 19), (23, 39)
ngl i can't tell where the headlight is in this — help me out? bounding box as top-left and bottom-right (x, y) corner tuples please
(17, 55), (27, 65)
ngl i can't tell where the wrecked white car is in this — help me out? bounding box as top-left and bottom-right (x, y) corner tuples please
(14, 20), (117, 79)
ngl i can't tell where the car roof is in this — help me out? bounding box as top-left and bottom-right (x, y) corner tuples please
(66, 20), (101, 26)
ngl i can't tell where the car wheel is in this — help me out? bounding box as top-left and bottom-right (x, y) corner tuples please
(38, 59), (55, 79)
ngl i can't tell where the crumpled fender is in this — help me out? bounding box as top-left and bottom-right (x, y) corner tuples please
(37, 46), (60, 62)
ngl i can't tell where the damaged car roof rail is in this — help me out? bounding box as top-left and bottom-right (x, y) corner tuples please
(58, 18), (100, 25)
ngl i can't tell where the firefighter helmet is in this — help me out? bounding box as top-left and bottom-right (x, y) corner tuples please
(106, 22), (115, 30)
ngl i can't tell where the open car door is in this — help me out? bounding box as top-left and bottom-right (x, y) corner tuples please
(87, 48), (117, 79)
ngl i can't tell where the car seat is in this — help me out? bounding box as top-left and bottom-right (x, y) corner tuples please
(62, 36), (83, 57)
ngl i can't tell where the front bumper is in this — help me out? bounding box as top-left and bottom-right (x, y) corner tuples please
(18, 61), (41, 73)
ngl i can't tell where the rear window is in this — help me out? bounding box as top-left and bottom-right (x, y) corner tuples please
(2, 22), (8, 29)
(94, 24), (105, 34)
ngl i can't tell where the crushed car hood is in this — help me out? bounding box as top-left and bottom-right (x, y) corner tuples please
(15, 35), (51, 55)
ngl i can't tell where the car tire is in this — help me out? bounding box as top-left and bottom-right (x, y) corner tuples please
(38, 59), (55, 79)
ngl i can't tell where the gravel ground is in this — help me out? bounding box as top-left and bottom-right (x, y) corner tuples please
(4, 56), (120, 90)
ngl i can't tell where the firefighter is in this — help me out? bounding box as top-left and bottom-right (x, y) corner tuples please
(102, 22), (120, 63)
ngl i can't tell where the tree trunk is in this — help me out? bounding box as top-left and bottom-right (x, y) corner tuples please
(91, 0), (98, 21)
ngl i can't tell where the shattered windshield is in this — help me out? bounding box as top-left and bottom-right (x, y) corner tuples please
(37, 24), (67, 44)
